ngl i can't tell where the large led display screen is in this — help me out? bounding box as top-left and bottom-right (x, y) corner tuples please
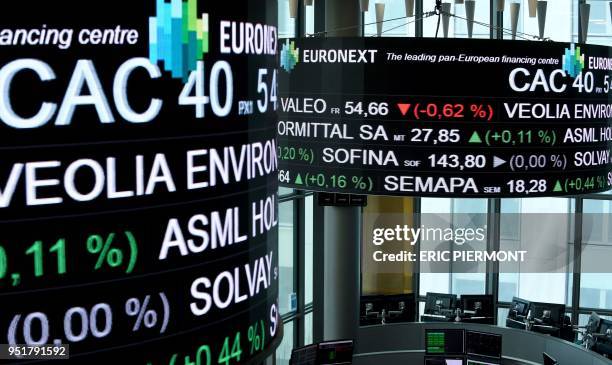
(0, 0), (280, 363)
(278, 38), (612, 197)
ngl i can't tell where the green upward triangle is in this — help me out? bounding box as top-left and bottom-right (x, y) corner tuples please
(469, 131), (482, 143)
(295, 174), (303, 185)
(553, 180), (563, 192)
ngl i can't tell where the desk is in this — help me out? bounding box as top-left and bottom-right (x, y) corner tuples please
(352, 322), (611, 365)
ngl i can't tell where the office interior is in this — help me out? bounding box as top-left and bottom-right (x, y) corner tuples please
(270, 1), (612, 364)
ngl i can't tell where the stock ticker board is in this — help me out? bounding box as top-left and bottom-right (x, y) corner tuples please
(0, 0), (280, 364)
(278, 38), (612, 197)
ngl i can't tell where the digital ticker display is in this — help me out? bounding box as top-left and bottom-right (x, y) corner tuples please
(278, 38), (612, 197)
(0, 0), (280, 364)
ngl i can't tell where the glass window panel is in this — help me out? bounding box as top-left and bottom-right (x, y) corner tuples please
(420, 273), (451, 296)
(279, 201), (295, 315)
(580, 273), (612, 310)
(423, 0), (454, 37)
(420, 198), (451, 296)
(501, 198), (520, 241)
(279, 0), (296, 38)
(585, 0), (612, 46)
(452, 273), (486, 295)
(305, 195), (314, 304)
(515, 273), (568, 304)
(304, 312), (314, 345)
(498, 273), (518, 303)
(498, 198), (571, 304)
(422, 197), (452, 213)
(514, 198), (570, 213)
(305, 1), (315, 35)
(502, 0), (573, 42)
(453, 0), (490, 38)
(276, 320), (294, 365)
(279, 187), (294, 197)
(580, 199), (612, 310)
(420, 198), (487, 295)
(422, 197), (487, 213)
(423, 1), (490, 38)
(583, 200), (612, 245)
(498, 307), (510, 327)
(451, 199), (487, 294)
(364, 0), (415, 37)
(567, 252), (573, 307)
(453, 199), (487, 213)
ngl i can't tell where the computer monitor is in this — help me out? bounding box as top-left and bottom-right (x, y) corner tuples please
(425, 329), (465, 355)
(317, 340), (353, 365)
(460, 295), (494, 318)
(593, 318), (612, 357)
(290, 344), (318, 365)
(425, 293), (458, 315)
(586, 311), (602, 333)
(384, 293), (416, 323)
(505, 297), (531, 330)
(360, 294), (416, 325)
(598, 318), (612, 337)
(529, 302), (565, 327)
(509, 297), (530, 318)
(360, 295), (385, 325)
(542, 353), (558, 365)
(465, 331), (502, 359)
(424, 357), (465, 365)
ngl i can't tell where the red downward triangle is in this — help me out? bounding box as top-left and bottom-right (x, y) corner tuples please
(397, 103), (410, 116)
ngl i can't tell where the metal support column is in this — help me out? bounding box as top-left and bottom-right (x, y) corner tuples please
(571, 198), (584, 328)
(578, 0), (586, 43)
(486, 198), (501, 321)
(416, 0), (424, 37)
(312, 202), (325, 342)
(323, 206), (361, 340)
(313, 0), (363, 343)
(490, 0), (504, 39)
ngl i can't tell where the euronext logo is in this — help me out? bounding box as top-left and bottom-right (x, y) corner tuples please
(149, 0), (209, 80)
(280, 39), (299, 72)
(562, 43), (585, 78)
